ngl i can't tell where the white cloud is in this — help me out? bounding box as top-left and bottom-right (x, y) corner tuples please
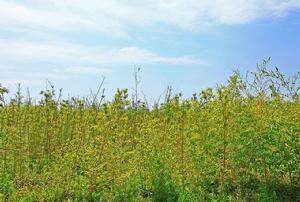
(0, 78), (40, 86)
(0, 66), (112, 90)
(0, 39), (202, 65)
(63, 66), (112, 74)
(0, 69), (75, 88)
(116, 47), (201, 64)
(0, 0), (299, 34)
(0, 37), (201, 88)
(0, 1), (127, 37)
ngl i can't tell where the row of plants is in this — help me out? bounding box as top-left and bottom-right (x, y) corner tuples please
(0, 61), (299, 201)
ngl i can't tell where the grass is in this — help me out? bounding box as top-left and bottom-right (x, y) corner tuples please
(0, 61), (299, 201)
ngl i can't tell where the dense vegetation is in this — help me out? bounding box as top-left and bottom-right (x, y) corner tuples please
(0, 61), (299, 201)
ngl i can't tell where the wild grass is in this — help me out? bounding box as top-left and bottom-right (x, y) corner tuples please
(0, 61), (299, 201)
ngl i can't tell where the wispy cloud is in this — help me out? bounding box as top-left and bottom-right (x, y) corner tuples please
(0, 37), (201, 88)
(0, 69), (75, 88)
(0, 67), (111, 89)
(62, 66), (112, 74)
(0, 39), (202, 65)
(0, 78), (42, 87)
(1, 0), (299, 35)
(0, 1), (124, 34)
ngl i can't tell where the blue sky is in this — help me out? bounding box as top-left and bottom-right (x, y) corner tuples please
(0, 0), (300, 100)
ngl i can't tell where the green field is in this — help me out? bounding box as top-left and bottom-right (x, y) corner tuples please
(1, 62), (299, 201)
